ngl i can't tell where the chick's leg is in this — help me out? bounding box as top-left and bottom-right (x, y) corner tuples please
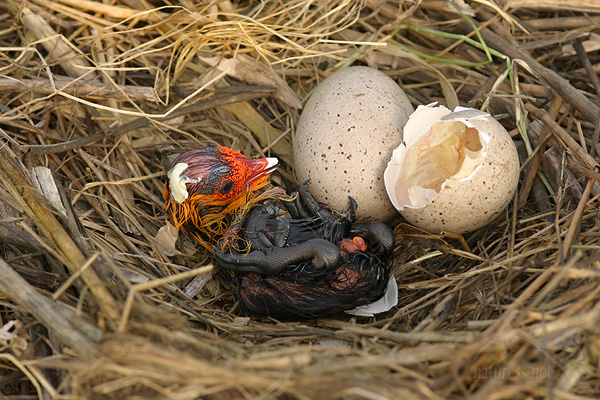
(214, 238), (341, 276)
(284, 180), (338, 223)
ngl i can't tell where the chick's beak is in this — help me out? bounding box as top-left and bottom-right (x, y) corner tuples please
(243, 156), (279, 184)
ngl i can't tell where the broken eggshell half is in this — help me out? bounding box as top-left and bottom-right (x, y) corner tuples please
(384, 104), (520, 234)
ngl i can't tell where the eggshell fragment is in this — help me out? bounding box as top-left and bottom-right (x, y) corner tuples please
(384, 104), (520, 234)
(154, 221), (180, 256)
(294, 66), (413, 221)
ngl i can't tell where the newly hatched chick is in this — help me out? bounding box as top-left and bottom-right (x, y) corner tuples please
(163, 146), (395, 319)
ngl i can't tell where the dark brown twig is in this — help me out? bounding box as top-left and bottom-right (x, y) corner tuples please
(572, 38), (600, 99)
(572, 38), (600, 158)
(477, 27), (599, 124)
(568, 160), (600, 182)
(525, 103), (599, 170)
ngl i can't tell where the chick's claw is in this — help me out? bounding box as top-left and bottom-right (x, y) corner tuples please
(245, 204), (290, 249)
(284, 180), (335, 224)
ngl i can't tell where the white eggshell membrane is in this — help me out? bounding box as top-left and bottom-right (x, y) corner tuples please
(168, 162), (191, 203)
(167, 162), (204, 203)
(384, 104), (520, 234)
(294, 66), (413, 221)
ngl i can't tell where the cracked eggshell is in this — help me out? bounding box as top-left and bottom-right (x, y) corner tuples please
(384, 104), (520, 234)
(294, 66), (413, 221)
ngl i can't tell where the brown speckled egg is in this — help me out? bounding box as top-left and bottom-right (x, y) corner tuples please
(384, 104), (520, 234)
(293, 66), (413, 221)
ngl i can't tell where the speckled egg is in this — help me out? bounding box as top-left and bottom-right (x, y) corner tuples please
(294, 66), (414, 221)
(384, 104), (520, 234)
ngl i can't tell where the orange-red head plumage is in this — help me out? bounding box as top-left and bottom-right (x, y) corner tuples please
(163, 146), (278, 251)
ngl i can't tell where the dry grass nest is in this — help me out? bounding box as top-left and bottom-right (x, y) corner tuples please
(1, 0), (600, 399)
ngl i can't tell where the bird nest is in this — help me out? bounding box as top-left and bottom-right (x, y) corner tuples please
(1, 0), (600, 398)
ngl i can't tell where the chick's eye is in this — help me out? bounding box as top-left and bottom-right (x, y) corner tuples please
(221, 180), (234, 194)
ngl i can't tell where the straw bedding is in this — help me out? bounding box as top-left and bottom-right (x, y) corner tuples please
(1, 0), (600, 398)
